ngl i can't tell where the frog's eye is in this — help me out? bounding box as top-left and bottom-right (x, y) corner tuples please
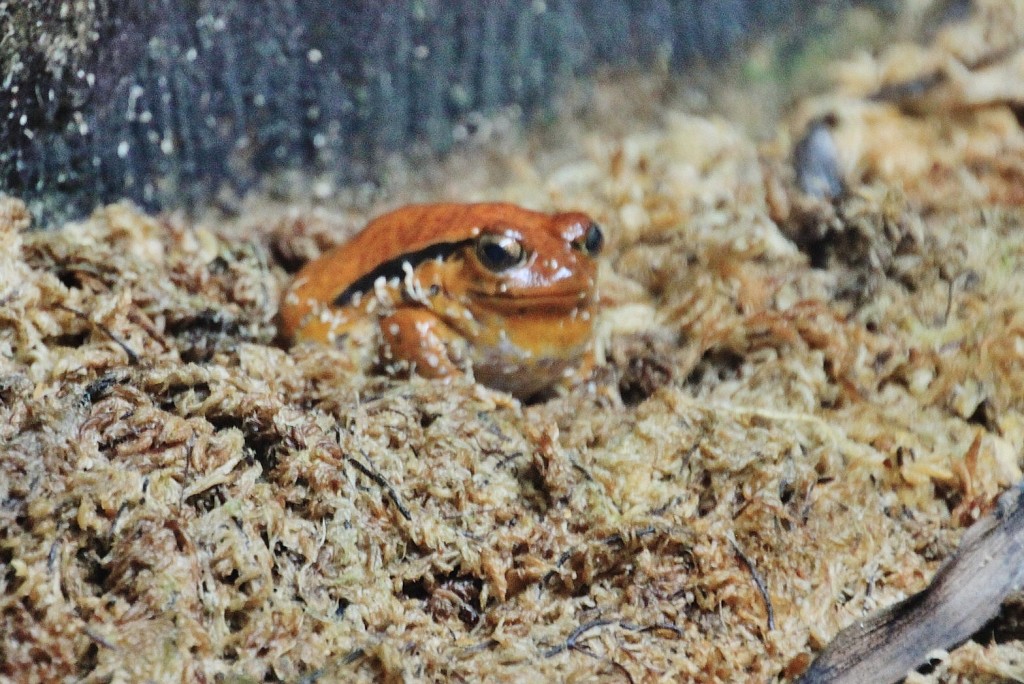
(475, 233), (526, 272)
(574, 222), (604, 256)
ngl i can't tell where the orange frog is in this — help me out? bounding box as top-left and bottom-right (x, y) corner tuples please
(279, 202), (604, 398)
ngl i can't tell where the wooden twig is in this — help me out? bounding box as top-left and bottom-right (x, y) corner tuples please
(800, 482), (1024, 684)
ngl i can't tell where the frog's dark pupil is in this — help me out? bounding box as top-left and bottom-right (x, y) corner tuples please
(585, 223), (603, 255)
(478, 239), (520, 271)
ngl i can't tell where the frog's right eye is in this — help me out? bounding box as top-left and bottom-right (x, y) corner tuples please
(475, 233), (526, 272)
(574, 222), (604, 257)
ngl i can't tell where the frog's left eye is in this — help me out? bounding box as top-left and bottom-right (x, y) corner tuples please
(574, 222), (604, 256)
(475, 233), (526, 272)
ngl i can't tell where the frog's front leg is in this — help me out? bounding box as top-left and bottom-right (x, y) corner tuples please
(379, 308), (467, 380)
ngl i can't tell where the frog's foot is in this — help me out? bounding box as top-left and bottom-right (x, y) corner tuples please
(379, 308), (466, 380)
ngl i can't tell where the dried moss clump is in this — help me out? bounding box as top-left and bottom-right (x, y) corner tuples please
(4, 5), (1024, 681)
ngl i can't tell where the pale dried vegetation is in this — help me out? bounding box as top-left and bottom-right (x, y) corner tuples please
(4, 3), (1024, 681)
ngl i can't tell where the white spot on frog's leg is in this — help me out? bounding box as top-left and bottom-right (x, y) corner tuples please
(284, 290), (300, 306)
(498, 283), (508, 293)
(426, 353), (440, 368)
(324, 312), (349, 343)
(388, 323), (401, 336)
(351, 291), (363, 306)
(580, 311), (591, 321)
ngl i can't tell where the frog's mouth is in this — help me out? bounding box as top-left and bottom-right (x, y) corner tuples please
(472, 290), (595, 315)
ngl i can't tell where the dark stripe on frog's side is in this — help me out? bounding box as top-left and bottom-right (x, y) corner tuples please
(332, 239), (473, 307)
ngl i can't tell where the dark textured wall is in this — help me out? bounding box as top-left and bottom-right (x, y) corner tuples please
(2, 0), (869, 220)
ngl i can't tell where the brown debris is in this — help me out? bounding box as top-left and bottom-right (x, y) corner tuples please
(4, 5), (1024, 682)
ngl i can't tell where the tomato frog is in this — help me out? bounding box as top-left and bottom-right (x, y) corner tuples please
(279, 202), (604, 398)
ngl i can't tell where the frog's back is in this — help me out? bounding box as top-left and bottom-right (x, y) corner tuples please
(279, 202), (553, 343)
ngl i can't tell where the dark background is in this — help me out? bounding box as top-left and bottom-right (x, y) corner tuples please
(1, 0), (912, 222)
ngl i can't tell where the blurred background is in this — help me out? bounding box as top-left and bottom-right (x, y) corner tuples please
(1, 0), (962, 222)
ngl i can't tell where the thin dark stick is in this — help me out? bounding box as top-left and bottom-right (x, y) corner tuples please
(84, 627), (118, 651)
(180, 432), (195, 508)
(607, 658), (635, 684)
(544, 619), (636, 682)
(496, 451), (524, 468)
(544, 618), (615, 658)
(622, 621), (685, 637)
(57, 304), (140, 364)
(730, 536), (775, 631)
(348, 451), (412, 521)
(943, 274), (957, 325)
